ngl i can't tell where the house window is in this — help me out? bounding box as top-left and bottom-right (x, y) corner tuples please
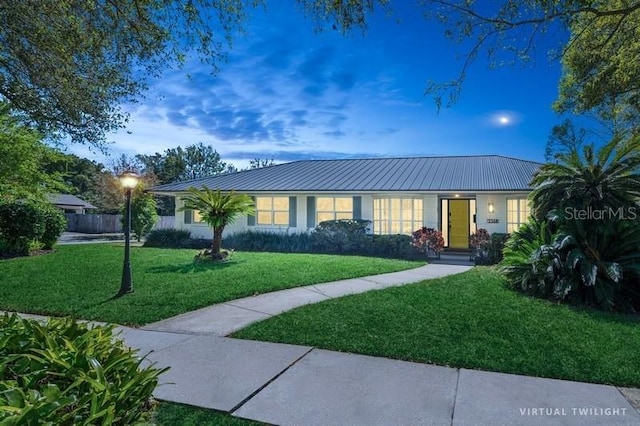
(507, 198), (531, 233)
(193, 210), (206, 223)
(373, 197), (423, 234)
(316, 197), (353, 224)
(255, 196), (289, 226)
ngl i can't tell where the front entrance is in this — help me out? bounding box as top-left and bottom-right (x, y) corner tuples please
(441, 198), (476, 249)
(448, 199), (470, 249)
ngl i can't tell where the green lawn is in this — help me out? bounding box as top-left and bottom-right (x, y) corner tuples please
(233, 267), (640, 387)
(153, 403), (263, 425)
(0, 244), (421, 326)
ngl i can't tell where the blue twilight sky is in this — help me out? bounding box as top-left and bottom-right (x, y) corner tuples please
(72, 2), (571, 168)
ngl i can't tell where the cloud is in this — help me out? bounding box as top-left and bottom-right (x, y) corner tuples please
(223, 149), (386, 162)
(323, 130), (346, 138)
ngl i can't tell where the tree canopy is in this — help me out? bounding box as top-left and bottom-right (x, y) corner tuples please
(1, 0), (637, 148)
(136, 142), (232, 183)
(0, 104), (67, 201)
(0, 0), (383, 148)
(421, 0), (640, 121)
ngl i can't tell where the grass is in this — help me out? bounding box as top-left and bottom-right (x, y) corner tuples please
(233, 267), (640, 387)
(153, 403), (263, 425)
(0, 244), (421, 326)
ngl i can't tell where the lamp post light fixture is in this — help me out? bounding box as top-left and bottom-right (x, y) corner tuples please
(117, 171), (139, 297)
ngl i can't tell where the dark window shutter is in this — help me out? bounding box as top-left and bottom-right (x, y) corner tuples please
(353, 196), (362, 219)
(288, 196), (297, 227)
(247, 196), (256, 226)
(183, 209), (192, 224)
(307, 196), (316, 228)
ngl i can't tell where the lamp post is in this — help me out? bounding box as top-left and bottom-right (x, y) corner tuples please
(117, 171), (139, 297)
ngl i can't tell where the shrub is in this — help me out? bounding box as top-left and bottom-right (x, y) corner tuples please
(40, 204), (67, 249)
(128, 193), (159, 242)
(500, 218), (559, 298)
(501, 215), (640, 312)
(470, 228), (491, 260)
(471, 229), (508, 265)
(0, 200), (46, 256)
(312, 219), (370, 253)
(143, 228), (192, 248)
(411, 227), (444, 258)
(369, 234), (421, 259)
(224, 230), (313, 253)
(0, 313), (167, 425)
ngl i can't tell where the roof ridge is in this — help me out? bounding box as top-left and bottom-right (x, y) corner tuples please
(286, 154), (542, 164)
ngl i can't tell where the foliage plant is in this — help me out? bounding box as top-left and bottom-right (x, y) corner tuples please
(503, 136), (640, 311)
(121, 187), (159, 242)
(529, 135), (640, 221)
(0, 201), (46, 256)
(500, 217), (560, 298)
(179, 187), (255, 259)
(411, 227), (444, 258)
(0, 313), (167, 425)
(312, 219), (370, 253)
(39, 203), (67, 250)
(224, 229), (313, 253)
(469, 228), (491, 260)
(143, 228), (193, 248)
(471, 229), (508, 265)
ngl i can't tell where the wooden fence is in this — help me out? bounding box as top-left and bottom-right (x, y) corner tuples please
(65, 214), (175, 234)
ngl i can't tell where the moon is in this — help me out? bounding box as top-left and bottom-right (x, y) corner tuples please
(499, 116), (510, 125)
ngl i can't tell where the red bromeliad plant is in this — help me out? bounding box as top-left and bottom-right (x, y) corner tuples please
(470, 228), (491, 251)
(411, 227), (444, 257)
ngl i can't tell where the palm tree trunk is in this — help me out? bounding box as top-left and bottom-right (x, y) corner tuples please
(212, 227), (224, 255)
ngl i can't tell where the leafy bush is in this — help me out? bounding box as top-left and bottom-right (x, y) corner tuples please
(487, 233), (509, 264)
(500, 218), (559, 297)
(551, 213), (640, 311)
(411, 227), (444, 258)
(312, 219), (370, 253)
(128, 193), (159, 242)
(501, 215), (640, 312)
(224, 230), (313, 253)
(143, 228), (192, 248)
(471, 229), (508, 265)
(0, 313), (167, 425)
(0, 200), (46, 256)
(40, 204), (67, 250)
(369, 234), (421, 259)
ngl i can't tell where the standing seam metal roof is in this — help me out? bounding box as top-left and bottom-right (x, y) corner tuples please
(149, 155), (542, 193)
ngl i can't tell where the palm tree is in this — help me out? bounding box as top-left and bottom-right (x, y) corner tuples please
(529, 134), (640, 220)
(179, 187), (255, 258)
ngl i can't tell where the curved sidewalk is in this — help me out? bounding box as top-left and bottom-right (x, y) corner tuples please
(142, 263), (471, 336)
(5, 262), (640, 425)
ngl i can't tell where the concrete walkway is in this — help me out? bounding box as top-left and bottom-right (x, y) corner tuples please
(142, 263), (470, 336)
(6, 263), (640, 425)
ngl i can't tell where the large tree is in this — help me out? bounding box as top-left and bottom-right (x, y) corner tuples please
(421, 0), (640, 123)
(0, 104), (67, 201)
(136, 142), (230, 183)
(3, 1), (636, 147)
(0, 1), (379, 148)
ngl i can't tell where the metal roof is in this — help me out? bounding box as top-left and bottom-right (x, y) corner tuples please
(150, 155), (542, 193)
(47, 194), (97, 209)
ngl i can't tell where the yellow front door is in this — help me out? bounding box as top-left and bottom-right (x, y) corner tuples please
(449, 200), (469, 249)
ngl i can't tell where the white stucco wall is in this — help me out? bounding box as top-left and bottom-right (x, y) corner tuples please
(169, 191), (530, 240)
(476, 192), (529, 234)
